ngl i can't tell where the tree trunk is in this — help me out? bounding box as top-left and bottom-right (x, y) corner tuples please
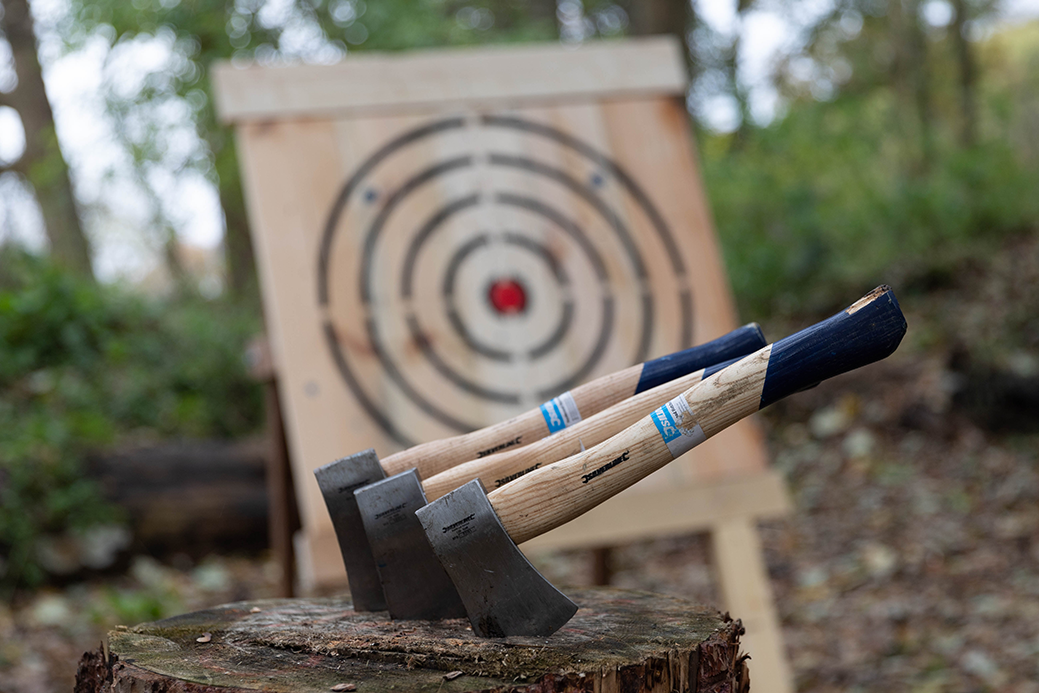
(86, 439), (271, 556)
(623, 0), (691, 52)
(523, 0), (558, 28)
(889, 0), (934, 174)
(950, 0), (978, 147)
(77, 589), (750, 692)
(0, 0), (94, 280)
(212, 131), (260, 302)
(907, 0), (934, 171)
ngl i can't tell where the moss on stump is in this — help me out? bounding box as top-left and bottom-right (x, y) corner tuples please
(77, 588), (749, 693)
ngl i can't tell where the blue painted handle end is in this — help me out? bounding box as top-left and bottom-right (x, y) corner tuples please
(635, 323), (768, 394)
(760, 286), (907, 409)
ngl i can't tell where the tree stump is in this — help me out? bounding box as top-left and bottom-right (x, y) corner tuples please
(76, 588), (748, 693)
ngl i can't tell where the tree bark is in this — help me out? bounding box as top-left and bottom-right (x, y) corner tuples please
(907, 0), (934, 170)
(889, 0), (934, 173)
(523, 0), (558, 27)
(86, 439), (271, 556)
(623, 0), (690, 51)
(950, 0), (978, 147)
(211, 129), (260, 302)
(78, 590), (749, 692)
(1, 0), (94, 279)
(620, 0), (703, 129)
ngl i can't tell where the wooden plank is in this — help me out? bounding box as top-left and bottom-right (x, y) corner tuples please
(505, 469), (788, 551)
(225, 45), (786, 595)
(711, 518), (794, 693)
(212, 37), (687, 122)
(299, 467), (789, 584)
(234, 117), (391, 534)
(220, 41), (791, 693)
(593, 96), (770, 483)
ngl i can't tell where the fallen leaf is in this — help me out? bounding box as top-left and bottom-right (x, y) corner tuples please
(330, 684), (356, 691)
(444, 671), (464, 680)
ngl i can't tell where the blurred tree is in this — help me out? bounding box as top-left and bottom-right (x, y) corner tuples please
(775, 0), (1000, 170)
(0, 0), (94, 280)
(950, 0), (980, 145)
(619, 0), (690, 44)
(703, 1), (1039, 317)
(61, 0), (558, 300)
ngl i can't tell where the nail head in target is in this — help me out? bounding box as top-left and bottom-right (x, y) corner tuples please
(488, 277), (528, 315)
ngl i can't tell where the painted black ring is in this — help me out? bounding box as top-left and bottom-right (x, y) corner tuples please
(318, 116), (689, 445)
(367, 158), (627, 425)
(436, 230), (575, 364)
(489, 153), (654, 365)
(400, 190), (613, 364)
(319, 119), (467, 446)
(404, 231), (577, 405)
(483, 114), (694, 349)
(394, 183), (619, 407)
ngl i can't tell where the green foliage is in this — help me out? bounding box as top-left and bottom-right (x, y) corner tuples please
(58, 0), (560, 297)
(702, 24), (1039, 318)
(90, 586), (183, 626)
(0, 249), (263, 593)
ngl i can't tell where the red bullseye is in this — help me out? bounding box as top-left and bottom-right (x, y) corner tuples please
(488, 277), (528, 315)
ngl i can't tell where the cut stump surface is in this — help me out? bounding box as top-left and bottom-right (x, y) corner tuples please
(77, 588), (748, 693)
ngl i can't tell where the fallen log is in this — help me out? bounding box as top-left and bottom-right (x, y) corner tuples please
(86, 439), (270, 556)
(77, 588), (749, 692)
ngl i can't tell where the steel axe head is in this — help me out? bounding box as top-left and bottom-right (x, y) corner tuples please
(354, 469), (467, 620)
(313, 449), (387, 612)
(415, 480), (578, 637)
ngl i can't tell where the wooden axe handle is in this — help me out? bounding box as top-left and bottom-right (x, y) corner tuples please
(421, 359), (733, 501)
(490, 286), (906, 545)
(380, 324), (766, 479)
(381, 364), (638, 478)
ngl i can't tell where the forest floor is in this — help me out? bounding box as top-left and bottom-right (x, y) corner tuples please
(2, 233), (1037, 693)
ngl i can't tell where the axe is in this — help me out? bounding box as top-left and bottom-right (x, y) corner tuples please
(416, 286), (906, 637)
(315, 324), (766, 611)
(354, 355), (747, 619)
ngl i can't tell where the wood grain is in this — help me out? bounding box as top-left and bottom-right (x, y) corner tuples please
(421, 364), (710, 500)
(79, 590), (748, 693)
(222, 42), (776, 591)
(490, 285), (905, 545)
(492, 349), (771, 545)
(213, 37), (686, 122)
(380, 362), (642, 478)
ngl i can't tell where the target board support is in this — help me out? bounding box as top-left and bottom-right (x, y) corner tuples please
(215, 36), (791, 693)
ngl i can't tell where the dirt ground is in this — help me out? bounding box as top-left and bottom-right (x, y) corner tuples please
(2, 235), (1037, 693)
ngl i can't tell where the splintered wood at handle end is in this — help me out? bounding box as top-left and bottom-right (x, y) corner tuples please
(759, 285), (906, 409)
(847, 284), (893, 314)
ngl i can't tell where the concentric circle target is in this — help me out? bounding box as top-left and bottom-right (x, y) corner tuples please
(318, 114), (693, 447)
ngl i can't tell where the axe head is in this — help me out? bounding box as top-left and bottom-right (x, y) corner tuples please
(415, 480), (578, 637)
(313, 449), (387, 612)
(354, 469), (467, 620)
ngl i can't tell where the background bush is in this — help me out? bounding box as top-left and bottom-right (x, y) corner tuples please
(0, 249), (263, 593)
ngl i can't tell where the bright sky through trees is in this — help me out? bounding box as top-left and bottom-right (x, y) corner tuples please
(1, 0), (1037, 283)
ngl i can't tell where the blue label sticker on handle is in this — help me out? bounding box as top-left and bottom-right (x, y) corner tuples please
(651, 394), (706, 458)
(540, 391), (582, 434)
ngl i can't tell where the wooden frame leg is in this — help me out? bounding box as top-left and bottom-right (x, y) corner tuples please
(591, 547), (613, 585)
(710, 517), (793, 693)
(264, 379), (299, 598)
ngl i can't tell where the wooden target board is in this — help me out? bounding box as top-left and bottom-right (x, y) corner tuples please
(321, 113), (698, 443)
(213, 37), (789, 590)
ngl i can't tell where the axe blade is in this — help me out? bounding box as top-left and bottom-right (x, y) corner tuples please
(416, 480), (578, 637)
(355, 469), (467, 620)
(314, 449), (387, 612)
